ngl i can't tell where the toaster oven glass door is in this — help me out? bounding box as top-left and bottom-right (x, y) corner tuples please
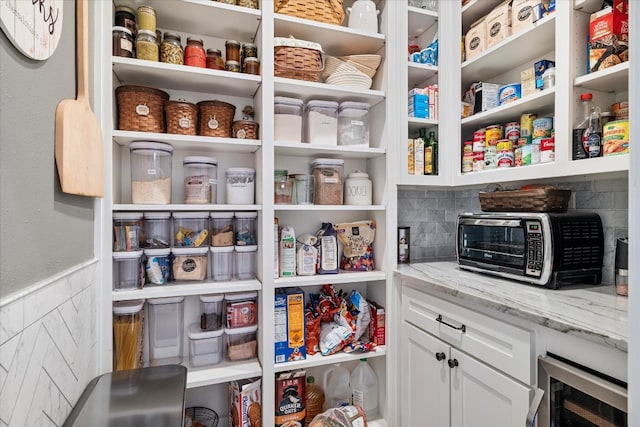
(458, 220), (526, 269)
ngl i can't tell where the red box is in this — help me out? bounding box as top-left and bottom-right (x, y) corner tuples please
(589, 6), (629, 73)
(590, 7), (628, 43)
(368, 301), (385, 346)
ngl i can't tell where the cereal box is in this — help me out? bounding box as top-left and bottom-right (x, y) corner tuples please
(275, 370), (306, 427)
(534, 59), (555, 90)
(275, 288), (306, 364)
(368, 301), (386, 346)
(229, 378), (262, 427)
(589, 5), (629, 73)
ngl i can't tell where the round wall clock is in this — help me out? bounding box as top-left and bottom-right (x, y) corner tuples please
(0, 0), (64, 61)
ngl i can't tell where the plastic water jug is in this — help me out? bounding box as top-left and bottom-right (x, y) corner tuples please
(350, 358), (378, 419)
(323, 364), (352, 410)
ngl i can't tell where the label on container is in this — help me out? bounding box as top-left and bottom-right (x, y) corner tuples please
(120, 39), (133, 52)
(208, 118), (219, 130)
(135, 104), (150, 116)
(178, 117), (191, 129)
(505, 122), (520, 140)
(350, 120), (364, 126)
(497, 149), (514, 167)
(147, 168), (157, 175)
(227, 301), (257, 328)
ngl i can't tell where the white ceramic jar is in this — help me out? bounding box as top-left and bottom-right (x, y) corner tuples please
(344, 170), (372, 205)
(225, 168), (255, 204)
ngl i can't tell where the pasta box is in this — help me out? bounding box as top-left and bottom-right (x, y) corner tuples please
(274, 287), (306, 364)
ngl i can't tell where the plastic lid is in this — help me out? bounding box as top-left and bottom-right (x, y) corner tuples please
(274, 96), (303, 107)
(306, 100), (339, 109)
(173, 211), (209, 219)
(144, 248), (170, 256)
(234, 245), (257, 253)
(224, 291), (258, 301)
(307, 376), (315, 384)
(113, 212), (143, 220)
(347, 171), (370, 179)
(113, 300), (144, 315)
(171, 247), (209, 256)
(113, 250), (143, 259)
(200, 294), (224, 303)
(210, 212), (234, 219)
(542, 68), (556, 76)
(225, 39), (241, 45)
(144, 211), (171, 219)
(115, 5), (136, 14)
(580, 93), (593, 101)
(210, 246), (234, 253)
(187, 36), (204, 44)
(148, 296), (185, 305)
(339, 101), (370, 111)
(311, 158), (344, 167)
(226, 167), (255, 175)
(183, 156), (218, 166)
(113, 26), (133, 35)
(189, 323), (224, 339)
(224, 324), (258, 335)
(234, 212), (258, 219)
(130, 141), (174, 153)
(207, 48), (222, 55)
(163, 32), (181, 41)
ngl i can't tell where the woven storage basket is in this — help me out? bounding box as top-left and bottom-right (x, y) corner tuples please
(274, 37), (324, 82)
(232, 120), (259, 139)
(116, 85), (169, 133)
(479, 188), (571, 212)
(197, 100), (236, 137)
(164, 100), (198, 135)
(274, 0), (345, 25)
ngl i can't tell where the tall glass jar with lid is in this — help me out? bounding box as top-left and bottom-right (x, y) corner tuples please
(184, 37), (206, 68)
(160, 32), (183, 65)
(136, 29), (159, 61)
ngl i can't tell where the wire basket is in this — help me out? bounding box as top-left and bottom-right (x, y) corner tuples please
(184, 407), (219, 427)
(197, 100), (236, 138)
(274, 44), (324, 82)
(232, 120), (259, 139)
(164, 100), (198, 135)
(116, 85), (169, 133)
(274, 0), (344, 25)
(479, 187), (571, 212)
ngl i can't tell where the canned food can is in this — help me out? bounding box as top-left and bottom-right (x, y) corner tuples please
(496, 139), (513, 151)
(473, 160), (485, 172)
(520, 145), (533, 166)
(484, 145), (497, 169)
(505, 122), (520, 141)
(497, 149), (514, 167)
(530, 143), (541, 165)
(540, 137), (555, 163)
(612, 101), (629, 120)
(533, 117), (553, 139)
(473, 150), (484, 162)
(485, 125), (503, 146)
(463, 141), (473, 153)
(603, 119), (629, 156)
(462, 152), (474, 173)
(518, 137), (530, 146)
(473, 140), (486, 152)
(514, 146), (523, 167)
(398, 227), (410, 264)
(473, 129), (486, 142)
(520, 113), (537, 138)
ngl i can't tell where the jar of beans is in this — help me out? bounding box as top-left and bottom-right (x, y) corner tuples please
(160, 32), (183, 65)
(136, 29), (159, 61)
(185, 37), (206, 68)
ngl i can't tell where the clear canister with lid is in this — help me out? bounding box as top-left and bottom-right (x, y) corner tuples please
(225, 60), (241, 73)
(113, 250), (144, 290)
(242, 57), (260, 75)
(183, 156), (218, 204)
(160, 32), (183, 65)
(305, 100), (339, 145)
(136, 29), (159, 61)
(113, 212), (143, 251)
(200, 294), (224, 331)
(147, 296), (184, 366)
(137, 5), (156, 32)
(241, 43), (258, 62)
(234, 212), (258, 245)
(144, 248), (171, 285)
(185, 37), (206, 68)
(225, 168), (255, 204)
(338, 101), (370, 147)
(115, 5), (137, 35)
(129, 142), (173, 204)
(173, 212), (209, 247)
(311, 158), (344, 205)
(113, 300), (145, 371)
(274, 169), (293, 204)
(235, 245), (257, 280)
(274, 96), (304, 143)
(295, 174), (315, 205)
(172, 247), (209, 281)
(225, 291), (258, 328)
(143, 211), (171, 248)
(210, 246), (234, 281)
(210, 212), (234, 247)
(344, 171), (372, 205)
(225, 40), (241, 62)
(206, 49), (225, 70)
(113, 26), (134, 58)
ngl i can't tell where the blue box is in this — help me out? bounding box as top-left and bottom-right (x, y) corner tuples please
(274, 288), (306, 363)
(409, 109), (429, 119)
(409, 94), (429, 104)
(534, 59), (555, 90)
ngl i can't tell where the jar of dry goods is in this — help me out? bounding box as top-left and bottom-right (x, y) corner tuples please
(218, 0), (237, 4)
(225, 60), (241, 73)
(238, 0), (259, 9)
(115, 5), (137, 35)
(242, 57), (260, 75)
(206, 49), (224, 70)
(311, 158), (344, 205)
(112, 300), (144, 371)
(136, 29), (159, 61)
(185, 37), (206, 68)
(136, 5), (156, 32)
(113, 26), (134, 58)
(241, 43), (258, 62)
(225, 40), (241, 62)
(160, 32), (183, 65)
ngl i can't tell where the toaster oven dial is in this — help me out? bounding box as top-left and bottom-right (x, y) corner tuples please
(526, 221), (543, 277)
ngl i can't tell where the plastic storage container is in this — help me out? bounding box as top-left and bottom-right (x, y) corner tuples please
(143, 248), (171, 285)
(113, 250), (144, 290)
(112, 300), (144, 371)
(210, 212), (234, 247)
(295, 174), (315, 205)
(311, 158), (344, 205)
(338, 102), (370, 147)
(113, 212), (143, 252)
(200, 294), (224, 331)
(188, 324), (224, 367)
(183, 156), (218, 204)
(225, 168), (255, 204)
(130, 142), (173, 204)
(147, 297), (184, 366)
(234, 212), (258, 245)
(143, 211), (171, 248)
(225, 325), (258, 361)
(323, 364), (352, 410)
(171, 247), (208, 281)
(274, 96), (304, 143)
(350, 358), (379, 419)
(210, 246), (234, 281)
(305, 100), (339, 145)
(225, 291), (258, 328)
(274, 169), (293, 204)
(234, 245), (257, 280)
(173, 212), (209, 247)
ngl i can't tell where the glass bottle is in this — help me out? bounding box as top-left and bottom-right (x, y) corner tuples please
(184, 37), (206, 68)
(305, 376), (325, 424)
(274, 169), (292, 204)
(583, 104), (602, 158)
(427, 131), (438, 175)
(573, 93), (593, 160)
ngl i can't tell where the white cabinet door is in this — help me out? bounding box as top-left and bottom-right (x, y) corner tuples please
(450, 348), (532, 427)
(401, 322), (450, 427)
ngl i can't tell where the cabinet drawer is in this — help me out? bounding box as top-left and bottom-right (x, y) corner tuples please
(402, 285), (533, 384)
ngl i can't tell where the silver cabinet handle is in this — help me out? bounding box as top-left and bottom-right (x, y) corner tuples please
(526, 388), (544, 427)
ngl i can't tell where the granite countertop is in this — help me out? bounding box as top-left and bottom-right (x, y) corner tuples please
(395, 262), (629, 352)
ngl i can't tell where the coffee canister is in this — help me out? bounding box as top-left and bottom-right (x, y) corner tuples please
(344, 171), (372, 205)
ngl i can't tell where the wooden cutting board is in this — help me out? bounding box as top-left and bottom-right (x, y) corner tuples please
(55, 0), (104, 197)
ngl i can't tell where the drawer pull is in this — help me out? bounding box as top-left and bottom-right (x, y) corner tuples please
(436, 314), (466, 333)
(447, 358), (459, 369)
(435, 352), (446, 361)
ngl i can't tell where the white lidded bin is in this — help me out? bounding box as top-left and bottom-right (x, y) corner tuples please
(225, 324), (258, 361)
(147, 296), (184, 366)
(173, 212), (209, 247)
(143, 211), (171, 248)
(113, 212), (143, 252)
(113, 250), (144, 290)
(274, 96), (304, 143)
(338, 101), (370, 147)
(210, 212), (234, 247)
(143, 248), (171, 285)
(234, 245), (257, 280)
(172, 247), (208, 281)
(200, 294), (225, 331)
(183, 156), (218, 204)
(129, 141), (173, 204)
(305, 100), (338, 145)
(234, 211), (258, 245)
(225, 168), (255, 204)
(225, 291), (258, 328)
(112, 300), (145, 371)
(188, 323), (224, 367)
(210, 246), (234, 281)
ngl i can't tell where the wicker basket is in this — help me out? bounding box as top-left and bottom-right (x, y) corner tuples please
(184, 407), (219, 427)
(116, 85), (169, 133)
(274, 0), (344, 25)
(274, 38), (324, 82)
(232, 120), (259, 139)
(164, 100), (198, 135)
(479, 187), (572, 212)
(197, 100), (236, 137)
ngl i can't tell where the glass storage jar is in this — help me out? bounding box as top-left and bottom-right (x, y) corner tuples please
(295, 175), (315, 205)
(206, 49), (225, 70)
(210, 246), (234, 281)
(234, 212), (257, 245)
(112, 26), (134, 58)
(200, 294), (225, 331)
(225, 40), (241, 62)
(115, 5), (137, 35)
(160, 32), (183, 65)
(136, 4), (156, 32)
(147, 297), (184, 366)
(311, 158), (344, 205)
(173, 212), (209, 247)
(241, 43), (258, 61)
(135, 29), (159, 61)
(129, 142), (173, 204)
(112, 300), (144, 371)
(143, 211), (171, 249)
(234, 245), (257, 280)
(274, 169), (293, 204)
(338, 101), (370, 147)
(113, 212), (143, 252)
(242, 57), (260, 75)
(210, 212), (234, 247)
(225, 168), (255, 204)
(184, 37), (206, 67)
(225, 60), (241, 73)
(183, 156), (218, 204)
(274, 96), (303, 143)
(306, 100), (339, 145)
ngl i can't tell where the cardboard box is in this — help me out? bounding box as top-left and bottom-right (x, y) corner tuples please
(275, 370), (306, 427)
(472, 82), (500, 113)
(465, 17), (486, 61)
(414, 138), (425, 175)
(534, 59), (555, 90)
(368, 301), (386, 346)
(520, 67), (536, 97)
(407, 139), (415, 175)
(274, 288), (306, 364)
(486, 0), (511, 48)
(589, 6), (629, 73)
(229, 378), (261, 427)
(511, 0), (538, 34)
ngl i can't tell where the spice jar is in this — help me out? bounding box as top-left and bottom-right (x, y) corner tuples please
(135, 29), (159, 61)
(225, 60), (241, 73)
(344, 171), (372, 205)
(242, 57), (260, 75)
(225, 40), (241, 62)
(274, 170), (293, 204)
(115, 5), (137, 35)
(184, 37), (206, 68)
(206, 49), (224, 70)
(136, 5), (156, 32)
(311, 158), (344, 205)
(113, 26), (134, 58)
(160, 32), (183, 65)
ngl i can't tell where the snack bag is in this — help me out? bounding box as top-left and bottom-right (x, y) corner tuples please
(335, 221), (376, 271)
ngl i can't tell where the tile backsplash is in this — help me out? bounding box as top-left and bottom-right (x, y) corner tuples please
(398, 178), (629, 284)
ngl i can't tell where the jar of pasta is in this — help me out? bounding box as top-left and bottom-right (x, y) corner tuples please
(112, 300), (144, 371)
(160, 32), (183, 65)
(135, 29), (159, 61)
(184, 37), (206, 68)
